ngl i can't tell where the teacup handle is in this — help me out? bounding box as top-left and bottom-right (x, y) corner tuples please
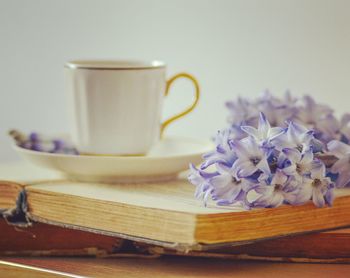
(160, 73), (200, 137)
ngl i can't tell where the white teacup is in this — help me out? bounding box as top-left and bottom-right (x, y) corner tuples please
(65, 60), (200, 155)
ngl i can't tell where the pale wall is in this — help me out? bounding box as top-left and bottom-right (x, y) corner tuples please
(1, 0), (350, 161)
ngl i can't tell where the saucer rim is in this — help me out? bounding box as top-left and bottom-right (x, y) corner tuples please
(12, 136), (213, 161)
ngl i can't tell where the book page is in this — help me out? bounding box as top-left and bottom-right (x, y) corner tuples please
(27, 180), (247, 214)
(6, 162), (350, 215)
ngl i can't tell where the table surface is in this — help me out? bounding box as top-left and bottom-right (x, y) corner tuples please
(1, 257), (350, 278)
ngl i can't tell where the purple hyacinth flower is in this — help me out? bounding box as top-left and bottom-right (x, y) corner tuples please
(272, 121), (314, 152)
(252, 170), (298, 208)
(188, 163), (218, 205)
(309, 162), (334, 207)
(230, 136), (271, 178)
(226, 97), (259, 126)
(295, 162), (333, 207)
(209, 173), (243, 205)
(280, 147), (314, 179)
(241, 112), (284, 145)
(201, 129), (237, 169)
(297, 95), (333, 128)
(324, 183), (335, 206)
(315, 114), (342, 143)
(256, 90), (298, 127)
(30, 142), (42, 152)
(208, 164), (255, 208)
(52, 139), (65, 152)
(339, 113), (350, 142)
(228, 124), (247, 141)
(29, 132), (39, 142)
(188, 91), (345, 209)
(327, 140), (350, 187)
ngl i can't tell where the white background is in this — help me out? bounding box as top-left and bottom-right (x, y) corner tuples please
(1, 0), (350, 162)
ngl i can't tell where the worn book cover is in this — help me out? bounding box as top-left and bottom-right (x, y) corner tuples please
(1, 163), (350, 253)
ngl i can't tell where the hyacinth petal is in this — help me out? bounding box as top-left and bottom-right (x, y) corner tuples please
(203, 190), (212, 207)
(341, 128), (350, 142)
(213, 188), (236, 200)
(254, 184), (268, 195)
(293, 121), (309, 134)
(209, 173), (232, 188)
(282, 148), (301, 163)
(295, 179), (313, 204)
(188, 164), (205, 187)
(253, 194), (272, 208)
(200, 170), (219, 180)
(256, 158), (271, 176)
(281, 164), (297, 176)
(231, 140), (250, 159)
(257, 172), (269, 183)
(269, 127), (285, 140)
(216, 163), (232, 174)
(194, 186), (202, 199)
(283, 191), (298, 205)
(271, 133), (293, 151)
(241, 126), (259, 139)
(336, 168), (350, 188)
(202, 150), (217, 160)
(258, 112), (270, 136)
(271, 170), (288, 185)
(312, 190), (325, 208)
(234, 189), (248, 205)
(331, 157), (349, 173)
(241, 180), (255, 192)
(231, 159), (243, 177)
(226, 186), (242, 202)
(287, 122), (299, 143)
(217, 188), (245, 206)
(310, 162), (326, 179)
(200, 156), (221, 169)
(269, 192), (284, 208)
(341, 113), (350, 126)
(327, 140), (350, 158)
(301, 149), (313, 164)
(29, 132), (39, 141)
(237, 161), (257, 178)
(246, 136), (262, 154)
(336, 173), (350, 188)
(188, 173), (203, 187)
(325, 189), (335, 206)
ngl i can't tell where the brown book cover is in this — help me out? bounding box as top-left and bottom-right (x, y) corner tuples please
(1, 163), (350, 254)
(1, 218), (350, 263)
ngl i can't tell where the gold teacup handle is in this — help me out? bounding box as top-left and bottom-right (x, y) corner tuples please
(160, 73), (200, 137)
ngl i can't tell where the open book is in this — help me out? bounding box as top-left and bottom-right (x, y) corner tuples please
(1, 162), (350, 252)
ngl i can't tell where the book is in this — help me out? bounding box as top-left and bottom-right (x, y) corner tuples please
(1, 162), (350, 251)
(2, 217), (350, 263)
(0, 217), (120, 257)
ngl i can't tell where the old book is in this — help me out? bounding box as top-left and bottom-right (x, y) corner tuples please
(0, 217), (157, 258)
(149, 229), (350, 263)
(1, 162), (350, 251)
(1, 217), (350, 263)
(0, 217), (119, 257)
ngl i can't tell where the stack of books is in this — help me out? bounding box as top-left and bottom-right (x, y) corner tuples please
(1, 163), (350, 263)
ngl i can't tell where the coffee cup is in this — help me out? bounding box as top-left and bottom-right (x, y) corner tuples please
(65, 60), (200, 155)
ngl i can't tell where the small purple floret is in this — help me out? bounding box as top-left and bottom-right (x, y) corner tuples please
(10, 130), (79, 155)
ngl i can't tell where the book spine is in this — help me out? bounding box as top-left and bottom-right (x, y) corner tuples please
(1, 189), (31, 227)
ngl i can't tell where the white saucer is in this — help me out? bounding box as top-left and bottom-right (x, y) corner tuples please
(13, 136), (213, 183)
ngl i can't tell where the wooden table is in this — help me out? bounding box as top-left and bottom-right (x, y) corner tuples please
(1, 257), (350, 278)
